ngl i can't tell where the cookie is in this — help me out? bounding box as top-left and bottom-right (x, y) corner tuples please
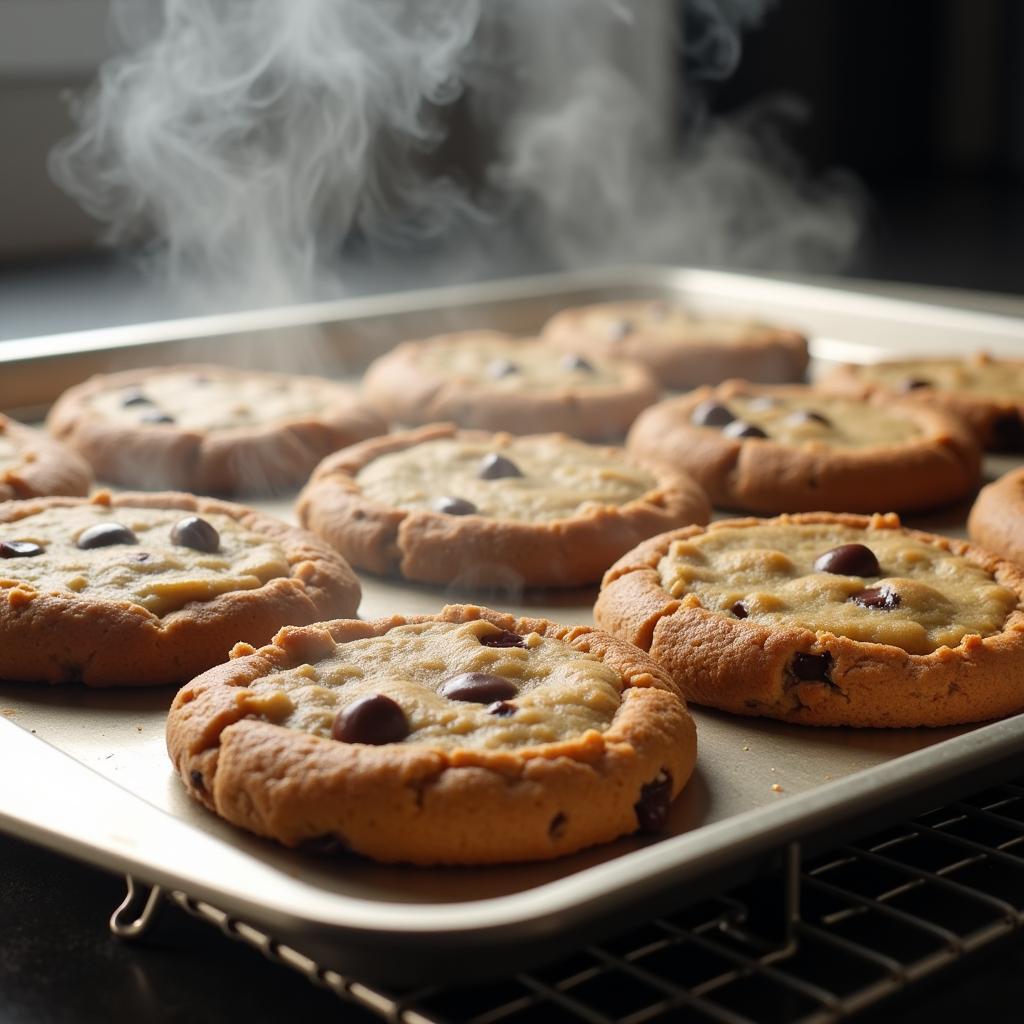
(968, 467), (1024, 566)
(595, 512), (1024, 727)
(46, 363), (387, 495)
(819, 353), (1024, 450)
(541, 299), (809, 390)
(166, 604), (697, 864)
(0, 491), (360, 686)
(0, 413), (92, 500)
(360, 330), (659, 440)
(626, 380), (981, 513)
(296, 424), (710, 588)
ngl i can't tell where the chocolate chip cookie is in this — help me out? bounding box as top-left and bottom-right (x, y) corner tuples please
(595, 512), (1024, 727)
(0, 413), (92, 500)
(626, 380), (981, 513)
(296, 424), (710, 588)
(166, 604), (697, 864)
(0, 491), (361, 686)
(542, 299), (809, 389)
(360, 330), (659, 441)
(819, 353), (1024, 450)
(47, 364), (387, 495)
(968, 467), (1024, 567)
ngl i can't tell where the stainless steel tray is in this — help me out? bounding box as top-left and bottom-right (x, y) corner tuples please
(2, 266), (1024, 989)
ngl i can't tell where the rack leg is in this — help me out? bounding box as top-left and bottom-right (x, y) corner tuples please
(109, 875), (164, 940)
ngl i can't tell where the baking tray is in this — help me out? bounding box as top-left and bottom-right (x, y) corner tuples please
(2, 265), (1024, 989)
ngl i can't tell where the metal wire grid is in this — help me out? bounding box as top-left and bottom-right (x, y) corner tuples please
(140, 775), (1024, 1024)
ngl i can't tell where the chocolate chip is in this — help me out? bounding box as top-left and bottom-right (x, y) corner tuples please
(170, 515), (220, 553)
(813, 543), (880, 577)
(723, 420), (768, 439)
(76, 523), (138, 549)
(487, 358), (519, 379)
(791, 651), (834, 683)
(786, 409), (832, 427)
(479, 629), (525, 648)
(189, 769), (205, 792)
(634, 770), (673, 832)
(332, 694), (408, 745)
(296, 833), (350, 855)
(549, 812), (568, 839)
(433, 496), (478, 516)
(850, 585), (900, 610)
(440, 672), (518, 703)
(478, 454), (523, 480)
(900, 377), (932, 391)
(560, 354), (595, 373)
(120, 389), (152, 407)
(131, 552), (152, 563)
(690, 400), (735, 427)
(730, 600), (749, 619)
(487, 701), (517, 717)
(0, 541), (43, 558)
(608, 319), (633, 341)
(141, 411), (176, 425)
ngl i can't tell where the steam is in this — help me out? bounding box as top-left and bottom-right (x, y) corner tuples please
(52, 0), (862, 307)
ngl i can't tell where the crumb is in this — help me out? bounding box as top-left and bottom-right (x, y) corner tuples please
(741, 745), (750, 751)
(1, 708), (16, 718)
(771, 783), (783, 793)
(136, 725), (143, 732)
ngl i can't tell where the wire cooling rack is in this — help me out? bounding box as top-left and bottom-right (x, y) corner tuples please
(112, 776), (1024, 1024)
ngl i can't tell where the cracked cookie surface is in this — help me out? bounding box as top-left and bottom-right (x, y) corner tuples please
(166, 605), (698, 864)
(595, 512), (1024, 727)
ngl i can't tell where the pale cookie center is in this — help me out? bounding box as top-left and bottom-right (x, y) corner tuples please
(419, 340), (625, 389)
(355, 437), (657, 521)
(242, 620), (625, 751)
(88, 371), (330, 430)
(0, 505), (290, 616)
(692, 395), (921, 447)
(658, 523), (1018, 655)
(852, 361), (1024, 400)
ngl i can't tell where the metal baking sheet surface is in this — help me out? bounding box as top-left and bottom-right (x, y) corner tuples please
(1, 267), (1024, 987)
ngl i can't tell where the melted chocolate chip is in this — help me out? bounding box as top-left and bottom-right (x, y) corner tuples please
(690, 400), (735, 427)
(131, 552), (152, 563)
(900, 377), (932, 392)
(296, 833), (350, 855)
(560, 354), (595, 373)
(433, 496), (478, 516)
(850, 585), (901, 610)
(76, 523), (138, 549)
(790, 651), (834, 683)
(730, 600), (749, 619)
(170, 516), (220, 553)
(608, 319), (633, 341)
(0, 541), (43, 558)
(440, 672), (518, 703)
(141, 411), (176, 425)
(479, 629), (525, 648)
(189, 769), (205, 792)
(487, 700), (517, 717)
(634, 770), (673, 832)
(786, 409), (832, 427)
(548, 812), (568, 839)
(332, 694), (408, 745)
(120, 389), (153, 407)
(478, 453), (523, 480)
(723, 420), (768, 439)
(813, 543), (880, 577)
(487, 358), (519, 379)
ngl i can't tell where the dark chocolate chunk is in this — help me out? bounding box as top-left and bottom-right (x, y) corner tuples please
(189, 769), (205, 792)
(76, 522), (138, 549)
(730, 600), (749, 619)
(560, 354), (595, 373)
(813, 543), (880, 577)
(131, 552), (152, 563)
(690, 400), (735, 427)
(440, 672), (518, 703)
(900, 377), (932, 391)
(850, 585), (900, 610)
(487, 700), (517, 717)
(790, 651), (834, 683)
(478, 453), (523, 480)
(141, 411), (176, 425)
(634, 770), (673, 832)
(608, 319), (633, 341)
(0, 541), (43, 558)
(120, 389), (153, 407)
(296, 833), (350, 855)
(331, 694), (408, 745)
(487, 358), (519, 379)
(786, 409), (832, 427)
(170, 515), (220, 553)
(723, 420), (768, 439)
(433, 496), (478, 516)
(479, 629), (526, 648)
(548, 812), (568, 839)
